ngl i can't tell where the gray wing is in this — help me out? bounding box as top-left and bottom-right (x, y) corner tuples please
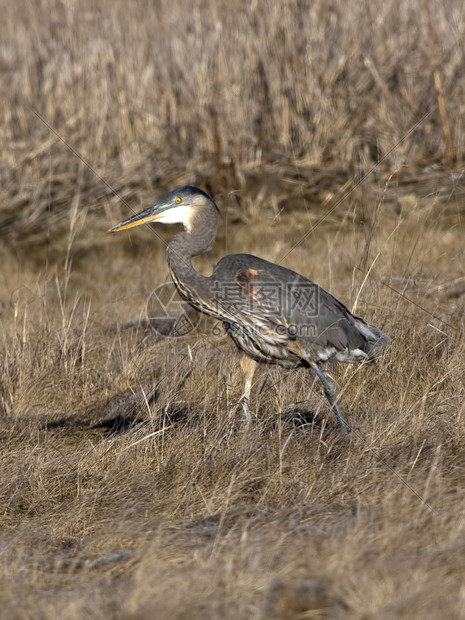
(210, 254), (388, 363)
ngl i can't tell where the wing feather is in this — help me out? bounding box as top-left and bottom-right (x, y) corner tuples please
(209, 253), (382, 362)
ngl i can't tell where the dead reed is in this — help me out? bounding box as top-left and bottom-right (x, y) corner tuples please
(0, 0), (464, 618)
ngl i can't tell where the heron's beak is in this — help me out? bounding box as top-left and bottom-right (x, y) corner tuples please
(107, 203), (167, 233)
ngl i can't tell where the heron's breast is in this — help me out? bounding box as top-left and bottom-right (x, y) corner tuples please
(224, 321), (302, 368)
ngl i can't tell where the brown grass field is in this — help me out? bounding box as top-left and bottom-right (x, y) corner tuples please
(1, 0), (465, 617)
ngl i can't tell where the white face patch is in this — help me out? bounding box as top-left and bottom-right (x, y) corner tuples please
(155, 205), (193, 230)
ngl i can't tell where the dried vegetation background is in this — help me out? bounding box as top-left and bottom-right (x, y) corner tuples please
(1, 0), (465, 618)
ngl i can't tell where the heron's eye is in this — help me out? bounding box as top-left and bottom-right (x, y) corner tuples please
(175, 197), (182, 204)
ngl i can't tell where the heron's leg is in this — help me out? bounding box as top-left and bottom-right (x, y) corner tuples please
(239, 354), (257, 425)
(309, 362), (349, 431)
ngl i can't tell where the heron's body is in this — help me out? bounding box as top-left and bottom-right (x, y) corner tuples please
(109, 186), (389, 431)
(171, 251), (386, 369)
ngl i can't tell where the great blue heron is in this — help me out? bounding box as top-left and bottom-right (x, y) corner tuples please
(108, 186), (389, 431)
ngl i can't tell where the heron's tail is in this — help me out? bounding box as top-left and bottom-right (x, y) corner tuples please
(356, 320), (390, 354)
(366, 323), (390, 348)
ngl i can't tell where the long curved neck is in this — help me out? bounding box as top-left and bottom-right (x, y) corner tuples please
(166, 209), (218, 289)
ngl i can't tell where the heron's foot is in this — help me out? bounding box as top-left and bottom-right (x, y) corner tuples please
(338, 421), (352, 436)
(240, 396), (252, 427)
(229, 397), (253, 427)
(333, 405), (351, 435)
(334, 411), (353, 440)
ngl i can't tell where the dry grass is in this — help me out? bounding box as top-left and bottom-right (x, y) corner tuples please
(1, 0), (465, 618)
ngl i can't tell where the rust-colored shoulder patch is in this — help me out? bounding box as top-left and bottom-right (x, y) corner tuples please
(236, 268), (261, 288)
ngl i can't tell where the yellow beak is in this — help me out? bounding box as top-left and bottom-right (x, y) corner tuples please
(107, 204), (165, 233)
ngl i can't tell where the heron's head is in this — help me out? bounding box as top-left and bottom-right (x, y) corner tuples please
(107, 186), (218, 234)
